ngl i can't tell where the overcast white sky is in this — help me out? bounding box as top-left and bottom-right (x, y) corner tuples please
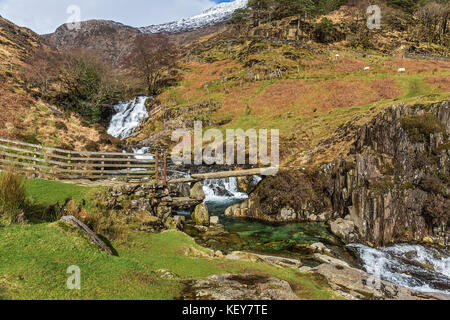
(0, 0), (230, 34)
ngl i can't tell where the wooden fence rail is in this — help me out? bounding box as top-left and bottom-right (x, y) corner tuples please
(0, 138), (167, 183)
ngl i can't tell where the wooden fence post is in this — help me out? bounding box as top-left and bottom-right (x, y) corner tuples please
(33, 147), (38, 178)
(163, 154), (167, 186)
(67, 153), (72, 180)
(101, 155), (105, 179)
(126, 155), (131, 182)
(155, 151), (159, 183)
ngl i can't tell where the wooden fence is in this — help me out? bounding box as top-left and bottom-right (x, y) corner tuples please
(0, 138), (168, 183)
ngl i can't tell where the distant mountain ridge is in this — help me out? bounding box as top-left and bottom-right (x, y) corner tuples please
(141, 0), (248, 34)
(45, 1), (247, 65)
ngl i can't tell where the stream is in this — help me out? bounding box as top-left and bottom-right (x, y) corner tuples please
(108, 97), (450, 296)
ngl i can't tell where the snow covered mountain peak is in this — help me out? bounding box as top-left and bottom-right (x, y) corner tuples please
(141, 0), (248, 34)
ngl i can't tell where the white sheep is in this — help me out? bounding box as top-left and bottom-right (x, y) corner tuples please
(364, 66), (370, 71)
(398, 68), (406, 73)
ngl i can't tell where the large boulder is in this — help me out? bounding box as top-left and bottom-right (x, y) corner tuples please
(191, 203), (210, 226)
(182, 273), (299, 300)
(190, 182), (206, 201)
(329, 217), (357, 242)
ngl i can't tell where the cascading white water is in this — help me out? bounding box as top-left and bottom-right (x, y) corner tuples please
(107, 96), (149, 139)
(203, 176), (262, 202)
(132, 147), (154, 160)
(349, 244), (450, 294)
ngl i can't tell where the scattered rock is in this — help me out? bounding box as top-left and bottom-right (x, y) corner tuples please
(280, 207), (297, 220)
(310, 242), (332, 255)
(165, 215), (186, 230)
(60, 216), (113, 255)
(313, 254), (350, 267)
(182, 273), (299, 300)
(209, 216), (219, 225)
(191, 203), (210, 226)
(157, 269), (179, 279)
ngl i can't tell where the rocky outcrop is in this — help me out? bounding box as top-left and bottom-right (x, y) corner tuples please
(182, 273), (299, 300)
(225, 101), (450, 247)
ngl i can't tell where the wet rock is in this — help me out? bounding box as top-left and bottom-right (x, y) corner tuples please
(329, 218), (357, 242)
(182, 273), (299, 300)
(191, 203), (210, 226)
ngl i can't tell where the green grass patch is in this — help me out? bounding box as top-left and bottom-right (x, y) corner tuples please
(25, 179), (97, 208)
(0, 224), (342, 300)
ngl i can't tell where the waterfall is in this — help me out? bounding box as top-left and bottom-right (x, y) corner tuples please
(349, 244), (450, 294)
(132, 147), (154, 160)
(107, 96), (149, 139)
(203, 177), (260, 202)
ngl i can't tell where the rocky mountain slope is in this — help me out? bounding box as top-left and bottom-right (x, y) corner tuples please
(44, 20), (141, 66)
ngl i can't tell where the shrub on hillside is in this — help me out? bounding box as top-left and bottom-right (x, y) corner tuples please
(0, 167), (27, 225)
(313, 18), (337, 43)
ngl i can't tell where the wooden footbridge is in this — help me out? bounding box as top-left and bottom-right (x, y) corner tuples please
(0, 138), (276, 185)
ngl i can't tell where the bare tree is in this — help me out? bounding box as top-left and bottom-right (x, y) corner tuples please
(125, 34), (178, 96)
(22, 44), (61, 95)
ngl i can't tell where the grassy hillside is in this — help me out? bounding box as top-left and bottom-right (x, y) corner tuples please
(0, 17), (119, 151)
(132, 38), (450, 165)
